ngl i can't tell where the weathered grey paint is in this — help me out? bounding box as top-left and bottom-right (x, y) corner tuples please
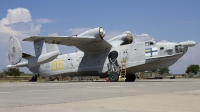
(31, 40), (195, 78)
(8, 37), (22, 65)
(7, 28), (196, 79)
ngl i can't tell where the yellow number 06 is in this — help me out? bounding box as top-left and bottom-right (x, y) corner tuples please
(52, 59), (64, 71)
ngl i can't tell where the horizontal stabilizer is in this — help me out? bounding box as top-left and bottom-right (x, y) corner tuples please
(7, 61), (28, 69)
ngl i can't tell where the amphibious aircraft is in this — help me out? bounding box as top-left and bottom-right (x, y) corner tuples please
(7, 27), (196, 82)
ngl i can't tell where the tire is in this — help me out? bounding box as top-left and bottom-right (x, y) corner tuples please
(109, 72), (119, 82)
(32, 75), (37, 82)
(34, 76), (37, 81)
(126, 74), (136, 82)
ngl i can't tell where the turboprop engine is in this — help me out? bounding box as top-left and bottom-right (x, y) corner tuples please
(107, 31), (133, 47)
(78, 27), (106, 41)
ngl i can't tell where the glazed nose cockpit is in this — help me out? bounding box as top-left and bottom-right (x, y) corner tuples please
(175, 45), (184, 53)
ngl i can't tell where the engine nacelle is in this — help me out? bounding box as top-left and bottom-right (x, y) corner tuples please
(120, 31), (133, 45)
(107, 31), (133, 46)
(78, 27), (105, 41)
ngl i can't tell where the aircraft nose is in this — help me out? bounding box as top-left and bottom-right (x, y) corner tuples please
(179, 40), (196, 47)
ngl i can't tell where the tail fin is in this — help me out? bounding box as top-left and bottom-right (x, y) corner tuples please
(8, 37), (22, 65)
(33, 40), (59, 56)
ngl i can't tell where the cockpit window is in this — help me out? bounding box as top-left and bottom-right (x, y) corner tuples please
(150, 42), (154, 45)
(145, 42), (149, 46)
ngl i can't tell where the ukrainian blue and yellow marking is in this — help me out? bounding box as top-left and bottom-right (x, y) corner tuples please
(145, 47), (158, 56)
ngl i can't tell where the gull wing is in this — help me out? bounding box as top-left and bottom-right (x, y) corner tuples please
(23, 36), (112, 53)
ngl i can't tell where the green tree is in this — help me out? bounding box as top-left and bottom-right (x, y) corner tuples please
(186, 64), (200, 75)
(3, 68), (21, 77)
(158, 67), (170, 75)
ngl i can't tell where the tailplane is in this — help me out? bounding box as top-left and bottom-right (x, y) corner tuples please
(8, 37), (22, 65)
(7, 37), (60, 69)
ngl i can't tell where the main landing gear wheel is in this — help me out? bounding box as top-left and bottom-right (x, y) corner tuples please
(31, 75), (38, 82)
(109, 72), (119, 82)
(125, 74), (136, 82)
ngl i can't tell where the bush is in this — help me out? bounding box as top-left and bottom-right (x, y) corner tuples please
(0, 72), (5, 78)
(3, 68), (20, 77)
(187, 72), (194, 78)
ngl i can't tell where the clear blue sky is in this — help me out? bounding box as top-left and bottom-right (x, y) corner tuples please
(0, 0), (199, 73)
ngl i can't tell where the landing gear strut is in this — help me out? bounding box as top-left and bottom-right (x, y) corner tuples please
(125, 74), (136, 82)
(107, 50), (120, 82)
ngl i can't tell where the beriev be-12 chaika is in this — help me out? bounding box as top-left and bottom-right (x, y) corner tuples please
(7, 27), (195, 82)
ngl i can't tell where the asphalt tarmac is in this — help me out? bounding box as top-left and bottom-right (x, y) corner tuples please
(0, 79), (200, 112)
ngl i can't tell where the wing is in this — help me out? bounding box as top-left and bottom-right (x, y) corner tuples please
(23, 36), (112, 53)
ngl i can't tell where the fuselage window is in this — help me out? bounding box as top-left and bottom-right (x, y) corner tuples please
(160, 47), (164, 50)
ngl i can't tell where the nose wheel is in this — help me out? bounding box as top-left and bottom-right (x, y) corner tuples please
(109, 72), (119, 82)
